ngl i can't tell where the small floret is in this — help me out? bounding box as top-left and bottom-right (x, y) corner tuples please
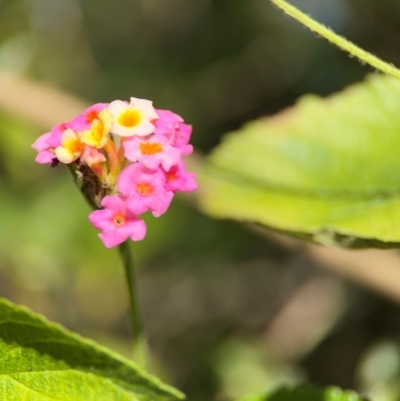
(123, 134), (181, 171)
(117, 163), (174, 217)
(107, 98), (159, 137)
(55, 128), (84, 164)
(69, 103), (108, 132)
(163, 162), (198, 193)
(89, 195), (146, 248)
(31, 133), (55, 164)
(81, 109), (112, 149)
(154, 110), (193, 155)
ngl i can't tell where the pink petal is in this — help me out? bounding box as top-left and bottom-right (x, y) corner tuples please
(99, 229), (130, 248)
(164, 161), (198, 192)
(98, 217), (146, 248)
(127, 187), (174, 217)
(69, 103), (108, 131)
(101, 194), (127, 211)
(123, 134), (181, 171)
(47, 123), (67, 148)
(88, 208), (116, 231)
(117, 163), (143, 196)
(126, 219), (147, 241)
(32, 133), (52, 152)
(117, 164), (166, 195)
(35, 151), (55, 164)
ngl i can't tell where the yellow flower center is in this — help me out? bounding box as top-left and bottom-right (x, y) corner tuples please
(139, 142), (163, 155)
(64, 138), (83, 155)
(113, 213), (126, 226)
(136, 182), (154, 195)
(91, 119), (105, 141)
(118, 109), (142, 128)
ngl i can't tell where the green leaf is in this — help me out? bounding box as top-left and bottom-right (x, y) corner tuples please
(240, 385), (369, 401)
(0, 298), (184, 401)
(199, 74), (400, 248)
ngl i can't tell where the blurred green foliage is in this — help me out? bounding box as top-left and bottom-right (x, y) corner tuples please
(1, 0), (400, 400)
(200, 75), (400, 248)
(240, 385), (369, 401)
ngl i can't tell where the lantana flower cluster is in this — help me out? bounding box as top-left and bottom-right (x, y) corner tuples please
(32, 98), (197, 248)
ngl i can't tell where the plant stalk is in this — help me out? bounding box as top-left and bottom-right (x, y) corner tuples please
(69, 160), (148, 367)
(118, 240), (148, 368)
(270, 0), (400, 80)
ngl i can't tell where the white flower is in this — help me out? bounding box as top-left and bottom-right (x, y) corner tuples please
(107, 97), (159, 137)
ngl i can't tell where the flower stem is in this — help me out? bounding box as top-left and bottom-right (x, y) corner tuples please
(118, 241), (148, 368)
(270, 0), (400, 79)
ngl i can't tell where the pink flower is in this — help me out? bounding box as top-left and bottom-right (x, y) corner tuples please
(69, 103), (108, 132)
(154, 109), (183, 138)
(164, 161), (198, 193)
(174, 123), (193, 156)
(123, 134), (181, 171)
(154, 110), (193, 155)
(31, 133), (55, 164)
(46, 123), (67, 148)
(117, 163), (174, 217)
(88, 194), (146, 248)
(32, 123), (70, 164)
(82, 146), (106, 167)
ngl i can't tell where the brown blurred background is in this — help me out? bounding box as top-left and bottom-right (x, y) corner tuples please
(1, 0), (400, 400)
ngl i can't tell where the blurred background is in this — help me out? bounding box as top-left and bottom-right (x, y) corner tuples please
(1, 0), (400, 400)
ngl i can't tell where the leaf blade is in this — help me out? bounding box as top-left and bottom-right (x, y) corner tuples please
(200, 74), (400, 247)
(0, 298), (184, 401)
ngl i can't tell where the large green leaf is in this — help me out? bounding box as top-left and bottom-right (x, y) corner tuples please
(0, 298), (183, 401)
(200, 74), (400, 248)
(240, 385), (369, 401)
